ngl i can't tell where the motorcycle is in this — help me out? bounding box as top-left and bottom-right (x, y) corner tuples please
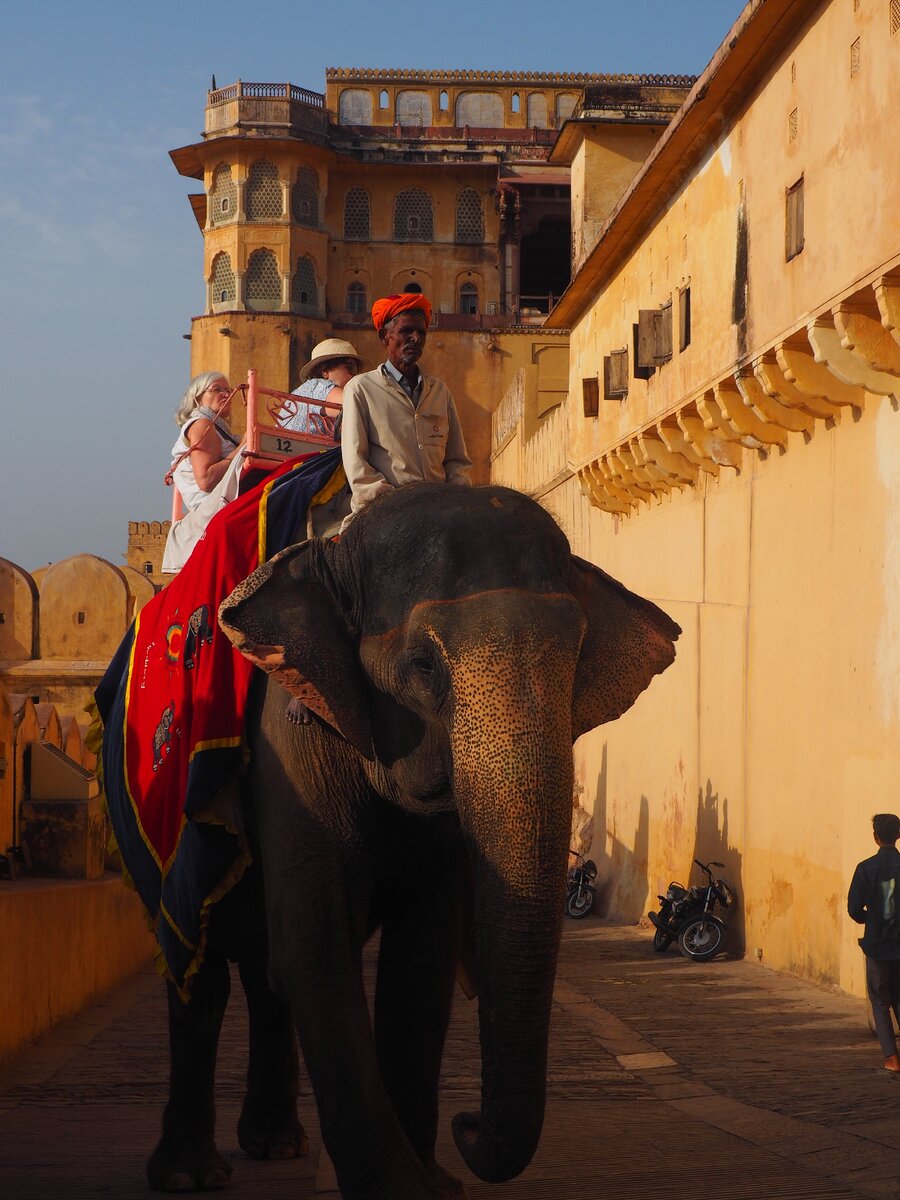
(648, 858), (735, 961)
(565, 851), (598, 919)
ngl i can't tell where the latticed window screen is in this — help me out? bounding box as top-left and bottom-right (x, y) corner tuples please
(346, 281), (367, 313)
(892, 0), (900, 37)
(246, 160), (282, 222)
(455, 92), (503, 126)
(455, 189), (484, 243)
(245, 249), (281, 308)
(526, 93), (548, 128)
(291, 256), (318, 311)
(555, 94), (577, 124)
(292, 167), (318, 227)
(394, 188), (433, 241)
(344, 187), (370, 239)
(211, 253), (235, 306)
(209, 164), (236, 226)
(458, 282), (478, 314)
(396, 91), (432, 126)
(850, 37), (861, 76)
(339, 89), (373, 124)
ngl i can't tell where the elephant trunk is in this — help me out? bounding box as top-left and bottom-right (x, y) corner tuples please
(439, 601), (581, 1182)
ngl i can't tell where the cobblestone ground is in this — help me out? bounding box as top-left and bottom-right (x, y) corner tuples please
(2, 920), (898, 1199)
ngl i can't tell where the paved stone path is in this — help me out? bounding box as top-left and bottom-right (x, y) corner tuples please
(2, 920), (898, 1199)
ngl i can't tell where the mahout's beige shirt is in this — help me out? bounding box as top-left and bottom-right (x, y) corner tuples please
(340, 365), (472, 514)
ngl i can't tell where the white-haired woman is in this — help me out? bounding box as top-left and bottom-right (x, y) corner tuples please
(162, 372), (246, 572)
(170, 372), (244, 510)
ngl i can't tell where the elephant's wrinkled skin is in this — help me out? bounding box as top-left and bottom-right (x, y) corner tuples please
(158, 482), (679, 1199)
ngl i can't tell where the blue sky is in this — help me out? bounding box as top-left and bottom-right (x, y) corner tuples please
(0, 0), (744, 570)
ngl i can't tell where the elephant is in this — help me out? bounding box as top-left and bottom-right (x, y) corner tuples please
(149, 480), (680, 1198)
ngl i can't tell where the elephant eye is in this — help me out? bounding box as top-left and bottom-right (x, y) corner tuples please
(407, 650), (434, 675)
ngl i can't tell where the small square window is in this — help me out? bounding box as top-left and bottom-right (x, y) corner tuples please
(582, 376), (599, 417)
(603, 349), (629, 399)
(77, 611), (86, 625)
(679, 287), (692, 351)
(786, 177), (805, 261)
(220, 197), (229, 213)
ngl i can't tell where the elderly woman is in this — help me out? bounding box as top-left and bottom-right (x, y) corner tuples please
(278, 339), (363, 437)
(162, 372), (246, 572)
(170, 372), (244, 510)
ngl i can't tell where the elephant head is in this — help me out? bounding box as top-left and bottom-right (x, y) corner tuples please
(218, 482), (679, 1183)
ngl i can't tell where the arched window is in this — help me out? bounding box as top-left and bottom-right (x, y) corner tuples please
(511, 92), (520, 114)
(211, 252), (236, 307)
(455, 91), (503, 126)
(394, 188), (433, 241)
(246, 159), (282, 222)
(459, 282), (479, 315)
(291, 256), (318, 313)
(439, 90), (449, 112)
(455, 188), (484, 243)
(346, 281), (367, 313)
(379, 89), (389, 109)
(526, 92), (548, 128)
(209, 163), (236, 226)
(344, 187), (370, 240)
(339, 88), (373, 124)
(291, 166), (318, 227)
(245, 249), (281, 310)
(403, 282), (423, 294)
(555, 93), (577, 124)
(396, 90), (432, 126)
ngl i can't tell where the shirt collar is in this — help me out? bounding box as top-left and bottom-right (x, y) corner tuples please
(383, 359), (423, 399)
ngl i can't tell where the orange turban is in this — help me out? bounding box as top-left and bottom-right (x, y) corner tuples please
(371, 293), (433, 331)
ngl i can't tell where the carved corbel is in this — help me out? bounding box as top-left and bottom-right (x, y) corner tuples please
(697, 388), (765, 452)
(739, 366), (814, 434)
(629, 438), (677, 495)
(754, 351), (842, 422)
(675, 407), (741, 472)
(608, 448), (653, 501)
(713, 378), (789, 449)
(874, 271), (900, 351)
(639, 427), (699, 485)
(776, 333), (864, 411)
(617, 443), (661, 498)
(832, 296), (900, 384)
(667, 415), (724, 475)
(578, 463), (631, 515)
(595, 456), (640, 510)
(807, 316), (897, 402)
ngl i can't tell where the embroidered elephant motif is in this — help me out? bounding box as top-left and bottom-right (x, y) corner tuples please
(152, 703), (176, 772)
(183, 605), (214, 670)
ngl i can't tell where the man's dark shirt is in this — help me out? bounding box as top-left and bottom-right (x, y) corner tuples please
(848, 845), (900, 960)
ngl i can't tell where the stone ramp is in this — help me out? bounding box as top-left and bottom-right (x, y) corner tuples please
(1, 923), (895, 1199)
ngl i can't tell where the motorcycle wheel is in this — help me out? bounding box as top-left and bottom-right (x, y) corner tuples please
(565, 887), (594, 919)
(678, 916), (727, 961)
(652, 927), (673, 953)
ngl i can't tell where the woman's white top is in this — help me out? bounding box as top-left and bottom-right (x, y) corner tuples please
(170, 407), (238, 512)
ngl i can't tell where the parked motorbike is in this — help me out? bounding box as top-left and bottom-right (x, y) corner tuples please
(648, 859), (735, 960)
(565, 851), (598, 918)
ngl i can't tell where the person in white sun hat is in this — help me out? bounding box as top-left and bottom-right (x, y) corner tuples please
(278, 338), (365, 439)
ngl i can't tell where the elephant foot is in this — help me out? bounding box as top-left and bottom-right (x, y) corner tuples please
(147, 1140), (232, 1192)
(237, 1107), (309, 1161)
(421, 1156), (469, 1199)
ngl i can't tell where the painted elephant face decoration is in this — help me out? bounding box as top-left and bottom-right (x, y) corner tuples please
(218, 482), (680, 1189)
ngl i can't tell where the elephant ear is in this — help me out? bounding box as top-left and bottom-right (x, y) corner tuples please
(569, 555), (681, 739)
(218, 541), (374, 760)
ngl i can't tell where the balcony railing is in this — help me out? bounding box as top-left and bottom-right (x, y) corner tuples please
(209, 81), (325, 107)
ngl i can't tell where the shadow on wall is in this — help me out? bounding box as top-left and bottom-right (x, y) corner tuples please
(691, 780), (745, 959)
(589, 742), (650, 923)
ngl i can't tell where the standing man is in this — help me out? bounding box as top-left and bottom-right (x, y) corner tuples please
(340, 293), (472, 520)
(848, 813), (900, 1072)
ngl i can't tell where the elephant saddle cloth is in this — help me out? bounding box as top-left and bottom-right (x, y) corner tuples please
(92, 447), (344, 995)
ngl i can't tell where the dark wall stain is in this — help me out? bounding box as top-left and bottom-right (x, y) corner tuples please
(731, 201), (750, 358)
